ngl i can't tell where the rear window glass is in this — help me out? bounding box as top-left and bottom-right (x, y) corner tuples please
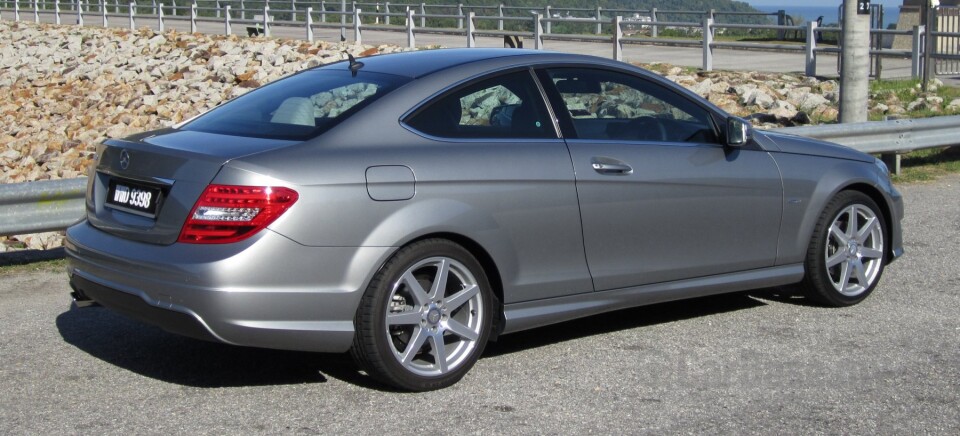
(181, 70), (408, 140)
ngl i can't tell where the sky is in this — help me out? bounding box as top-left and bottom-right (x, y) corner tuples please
(744, 0), (903, 7)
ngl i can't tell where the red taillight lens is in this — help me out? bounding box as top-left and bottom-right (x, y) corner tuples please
(178, 185), (299, 244)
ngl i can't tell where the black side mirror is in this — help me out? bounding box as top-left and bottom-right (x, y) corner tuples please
(726, 117), (752, 147)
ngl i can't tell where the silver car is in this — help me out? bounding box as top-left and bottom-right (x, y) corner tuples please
(66, 49), (904, 391)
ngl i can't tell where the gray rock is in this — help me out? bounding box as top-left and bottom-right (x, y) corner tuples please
(742, 88), (775, 109)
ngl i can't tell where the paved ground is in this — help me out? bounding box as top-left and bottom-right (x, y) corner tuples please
(0, 174), (957, 433)
(2, 9), (945, 81)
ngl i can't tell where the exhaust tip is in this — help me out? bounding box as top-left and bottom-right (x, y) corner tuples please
(69, 283), (98, 308)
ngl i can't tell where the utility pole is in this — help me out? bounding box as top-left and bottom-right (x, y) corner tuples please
(839, 0), (871, 123)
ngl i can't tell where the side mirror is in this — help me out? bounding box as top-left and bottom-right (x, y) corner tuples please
(726, 117), (752, 147)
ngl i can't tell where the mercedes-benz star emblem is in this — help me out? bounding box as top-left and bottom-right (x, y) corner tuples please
(119, 149), (130, 170)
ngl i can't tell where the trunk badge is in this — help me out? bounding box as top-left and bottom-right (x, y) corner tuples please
(119, 149), (130, 170)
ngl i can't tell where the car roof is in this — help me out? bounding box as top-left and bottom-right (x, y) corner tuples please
(318, 48), (600, 79)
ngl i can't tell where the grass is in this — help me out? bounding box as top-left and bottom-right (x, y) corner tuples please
(0, 257), (66, 276)
(869, 79), (960, 121)
(891, 146), (960, 184)
(866, 80), (960, 183)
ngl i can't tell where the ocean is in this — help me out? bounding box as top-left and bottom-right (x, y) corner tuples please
(753, 5), (901, 29)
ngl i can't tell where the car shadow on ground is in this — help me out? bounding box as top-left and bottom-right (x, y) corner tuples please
(56, 288), (808, 390)
(55, 306), (375, 389)
(0, 247), (65, 266)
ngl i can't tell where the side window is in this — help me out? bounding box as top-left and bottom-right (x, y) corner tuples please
(544, 68), (719, 144)
(405, 70), (555, 139)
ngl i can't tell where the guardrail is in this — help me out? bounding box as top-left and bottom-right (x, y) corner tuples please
(1, 116), (958, 237)
(1, 0), (937, 78)
(0, 178), (86, 237)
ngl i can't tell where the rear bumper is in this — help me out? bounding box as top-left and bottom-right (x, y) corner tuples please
(70, 274), (219, 342)
(65, 220), (394, 353)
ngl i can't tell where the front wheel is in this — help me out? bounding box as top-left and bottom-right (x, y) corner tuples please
(799, 191), (887, 307)
(351, 239), (493, 391)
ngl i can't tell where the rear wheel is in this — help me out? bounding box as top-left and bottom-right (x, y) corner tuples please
(351, 239), (492, 391)
(799, 191), (887, 306)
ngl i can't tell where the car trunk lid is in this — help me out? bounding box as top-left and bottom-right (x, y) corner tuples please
(87, 129), (298, 245)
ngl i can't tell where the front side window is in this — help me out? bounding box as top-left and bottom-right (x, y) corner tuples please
(544, 68), (718, 144)
(405, 70), (555, 139)
(183, 70), (408, 140)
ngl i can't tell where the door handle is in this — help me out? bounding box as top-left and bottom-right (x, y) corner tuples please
(590, 157), (633, 175)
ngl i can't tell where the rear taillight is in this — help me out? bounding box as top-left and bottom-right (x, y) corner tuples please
(178, 185), (299, 244)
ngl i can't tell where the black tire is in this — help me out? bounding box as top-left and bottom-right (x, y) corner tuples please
(350, 239), (493, 391)
(798, 191), (887, 307)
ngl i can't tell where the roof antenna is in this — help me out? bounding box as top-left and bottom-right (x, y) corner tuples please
(347, 53), (364, 77)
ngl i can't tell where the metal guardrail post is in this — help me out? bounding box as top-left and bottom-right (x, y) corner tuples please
(14, 0), (19, 22)
(613, 15), (622, 61)
(306, 6), (313, 41)
(55, 0), (61, 25)
(340, 0), (347, 40)
(777, 9), (786, 40)
(34, 0), (40, 23)
(239, 0), (244, 20)
(215, 0), (219, 18)
(384, 1), (389, 25)
(912, 25), (924, 78)
(805, 21), (817, 76)
(157, 1), (163, 31)
(702, 16), (713, 71)
(319, 0), (324, 22)
(594, 6), (600, 35)
(263, 5), (270, 36)
(418, 2), (424, 28)
(291, 0), (297, 22)
(190, 1), (196, 32)
(456, 3), (462, 29)
(466, 11), (474, 47)
(497, 3), (502, 31)
(533, 12), (542, 49)
(170, 0), (175, 16)
(128, 1), (134, 29)
(77, 0), (83, 26)
(544, 5), (550, 34)
(651, 7), (657, 38)
(101, 0), (107, 26)
(354, 7), (361, 43)
(224, 4), (231, 35)
(406, 8), (414, 48)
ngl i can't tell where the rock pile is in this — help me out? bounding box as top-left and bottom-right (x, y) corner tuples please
(0, 20), (408, 187)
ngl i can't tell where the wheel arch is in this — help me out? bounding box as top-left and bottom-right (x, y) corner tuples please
(835, 182), (896, 262)
(398, 232), (506, 341)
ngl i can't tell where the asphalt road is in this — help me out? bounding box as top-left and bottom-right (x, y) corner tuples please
(1, 174), (958, 434)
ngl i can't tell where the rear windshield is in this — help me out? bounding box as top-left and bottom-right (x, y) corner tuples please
(181, 70), (408, 140)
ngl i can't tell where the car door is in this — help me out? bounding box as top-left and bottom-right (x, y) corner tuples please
(538, 67), (783, 291)
(402, 68), (594, 303)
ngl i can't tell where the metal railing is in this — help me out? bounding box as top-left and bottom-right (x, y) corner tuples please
(1, 116), (958, 237)
(4, 0), (951, 78)
(0, 178), (86, 236)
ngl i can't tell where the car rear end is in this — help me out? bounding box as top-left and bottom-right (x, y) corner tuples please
(66, 67), (410, 352)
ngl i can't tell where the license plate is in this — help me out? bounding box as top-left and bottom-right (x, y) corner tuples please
(105, 179), (162, 218)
